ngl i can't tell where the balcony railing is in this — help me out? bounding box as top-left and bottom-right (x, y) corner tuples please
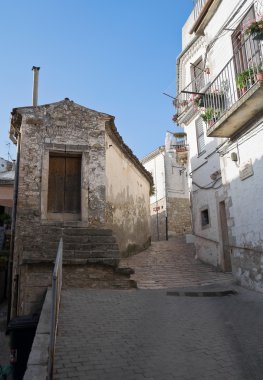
(174, 69), (210, 122)
(203, 34), (263, 136)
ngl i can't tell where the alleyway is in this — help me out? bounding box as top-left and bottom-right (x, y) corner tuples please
(120, 237), (232, 289)
(53, 237), (263, 380)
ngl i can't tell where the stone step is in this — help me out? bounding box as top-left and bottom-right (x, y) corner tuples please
(44, 242), (119, 251)
(41, 227), (113, 237)
(62, 228), (113, 237)
(62, 235), (116, 244)
(73, 250), (120, 259)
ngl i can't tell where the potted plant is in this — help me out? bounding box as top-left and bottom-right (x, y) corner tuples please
(236, 67), (254, 94)
(193, 95), (204, 108)
(200, 107), (219, 126)
(244, 18), (263, 40)
(172, 114), (179, 123)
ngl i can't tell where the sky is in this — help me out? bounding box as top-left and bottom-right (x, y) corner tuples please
(0, 0), (193, 161)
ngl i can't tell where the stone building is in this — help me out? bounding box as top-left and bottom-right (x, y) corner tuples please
(142, 132), (192, 240)
(9, 98), (152, 316)
(175, 0), (263, 291)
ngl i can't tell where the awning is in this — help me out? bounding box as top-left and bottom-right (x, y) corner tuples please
(0, 199), (13, 208)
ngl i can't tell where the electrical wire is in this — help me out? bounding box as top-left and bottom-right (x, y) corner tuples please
(192, 176), (221, 190)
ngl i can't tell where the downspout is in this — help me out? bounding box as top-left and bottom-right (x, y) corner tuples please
(7, 126), (21, 324)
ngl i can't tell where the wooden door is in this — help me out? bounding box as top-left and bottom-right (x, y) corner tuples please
(48, 155), (81, 214)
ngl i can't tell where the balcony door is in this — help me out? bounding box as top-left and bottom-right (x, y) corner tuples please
(232, 6), (261, 83)
(191, 57), (205, 93)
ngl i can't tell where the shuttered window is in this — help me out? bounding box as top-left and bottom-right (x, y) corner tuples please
(196, 117), (205, 155)
(191, 57), (205, 92)
(48, 154), (81, 213)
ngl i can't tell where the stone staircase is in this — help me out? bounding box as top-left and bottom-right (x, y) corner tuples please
(40, 226), (120, 267)
(21, 225), (137, 289)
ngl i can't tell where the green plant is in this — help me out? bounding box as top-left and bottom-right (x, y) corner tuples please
(244, 18), (263, 36)
(173, 132), (186, 138)
(200, 107), (216, 123)
(149, 184), (155, 196)
(236, 67), (254, 89)
(193, 95), (203, 107)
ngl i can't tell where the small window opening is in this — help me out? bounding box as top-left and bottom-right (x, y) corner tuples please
(201, 209), (210, 227)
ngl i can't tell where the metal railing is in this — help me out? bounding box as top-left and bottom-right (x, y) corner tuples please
(48, 238), (63, 380)
(202, 34), (263, 130)
(174, 69), (210, 118)
(193, 0), (207, 20)
(175, 34), (263, 125)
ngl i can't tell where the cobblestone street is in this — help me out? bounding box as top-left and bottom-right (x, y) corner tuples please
(54, 238), (263, 380)
(120, 237), (232, 288)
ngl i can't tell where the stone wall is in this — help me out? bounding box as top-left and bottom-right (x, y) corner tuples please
(20, 263), (136, 316)
(166, 197), (192, 236)
(9, 99), (150, 316)
(232, 248), (263, 293)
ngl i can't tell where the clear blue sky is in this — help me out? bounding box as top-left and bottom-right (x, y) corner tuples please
(0, 0), (193, 161)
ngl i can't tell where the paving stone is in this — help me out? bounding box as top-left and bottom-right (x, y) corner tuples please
(53, 237), (263, 379)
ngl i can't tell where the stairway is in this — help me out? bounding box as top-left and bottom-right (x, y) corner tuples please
(40, 226), (121, 267)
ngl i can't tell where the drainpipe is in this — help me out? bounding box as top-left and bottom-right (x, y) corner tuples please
(7, 129), (21, 323)
(32, 66), (40, 106)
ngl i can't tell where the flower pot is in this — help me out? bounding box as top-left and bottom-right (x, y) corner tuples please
(256, 72), (263, 81)
(241, 87), (247, 95)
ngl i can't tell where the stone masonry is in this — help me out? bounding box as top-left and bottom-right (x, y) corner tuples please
(9, 99), (151, 316)
(166, 197), (192, 236)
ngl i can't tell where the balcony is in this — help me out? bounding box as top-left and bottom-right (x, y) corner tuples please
(190, 0), (222, 35)
(172, 133), (188, 164)
(203, 36), (263, 138)
(174, 70), (210, 125)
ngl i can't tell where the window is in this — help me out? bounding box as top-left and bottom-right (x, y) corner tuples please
(196, 117), (205, 155)
(48, 154), (81, 214)
(191, 57), (205, 92)
(201, 208), (210, 228)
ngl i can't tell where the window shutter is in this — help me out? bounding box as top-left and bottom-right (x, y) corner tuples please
(48, 156), (65, 213)
(64, 156), (81, 213)
(196, 117), (205, 154)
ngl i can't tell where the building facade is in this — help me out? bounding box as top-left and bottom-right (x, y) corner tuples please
(175, 0), (263, 291)
(142, 132), (192, 240)
(9, 99), (152, 315)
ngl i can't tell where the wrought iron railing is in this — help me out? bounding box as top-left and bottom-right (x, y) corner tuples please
(174, 69), (210, 118)
(175, 34), (263, 126)
(202, 34), (263, 130)
(193, 0), (207, 21)
(48, 238), (63, 380)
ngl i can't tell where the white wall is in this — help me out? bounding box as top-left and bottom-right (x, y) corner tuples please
(220, 122), (263, 249)
(143, 152), (166, 205)
(178, 0), (263, 277)
(0, 158), (10, 173)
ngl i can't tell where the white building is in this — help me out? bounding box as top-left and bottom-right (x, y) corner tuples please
(175, 0), (263, 291)
(142, 132), (192, 240)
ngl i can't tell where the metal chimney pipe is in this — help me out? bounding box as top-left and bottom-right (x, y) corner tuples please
(32, 66), (40, 106)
